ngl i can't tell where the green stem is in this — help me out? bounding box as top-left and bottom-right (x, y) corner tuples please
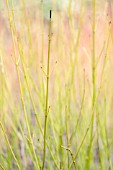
(86, 0), (96, 169)
(42, 10), (52, 170)
(0, 122), (21, 170)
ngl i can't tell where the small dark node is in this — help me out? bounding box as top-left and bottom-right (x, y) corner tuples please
(50, 10), (52, 19)
(109, 21), (111, 25)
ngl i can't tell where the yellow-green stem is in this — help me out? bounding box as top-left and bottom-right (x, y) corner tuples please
(42, 10), (52, 170)
(0, 122), (21, 170)
(86, 0), (96, 169)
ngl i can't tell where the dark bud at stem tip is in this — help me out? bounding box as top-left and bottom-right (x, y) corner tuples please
(50, 10), (52, 19)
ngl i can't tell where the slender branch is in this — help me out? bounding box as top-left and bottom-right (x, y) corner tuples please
(42, 10), (52, 170)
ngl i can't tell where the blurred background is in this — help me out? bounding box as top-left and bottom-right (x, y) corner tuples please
(0, 0), (113, 169)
